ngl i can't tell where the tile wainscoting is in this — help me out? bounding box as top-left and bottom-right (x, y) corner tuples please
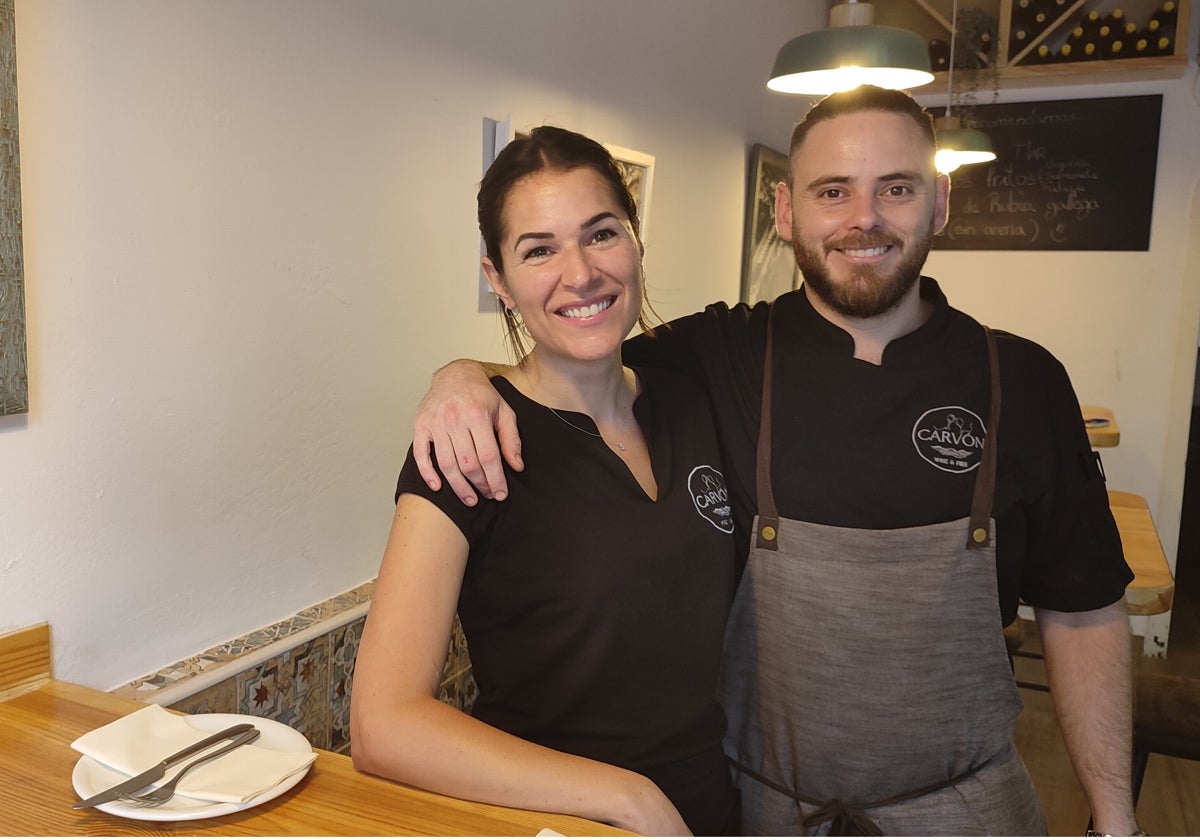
(110, 581), (478, 755)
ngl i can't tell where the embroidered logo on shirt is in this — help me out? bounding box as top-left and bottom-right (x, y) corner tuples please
(912, 406), (987, 474)
(689, 465), (735, 533)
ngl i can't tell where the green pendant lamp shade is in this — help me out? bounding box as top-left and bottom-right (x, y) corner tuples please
(768, 2), (934, 95)
(934, 115), (996, 174)
(934, 0), (997, 174)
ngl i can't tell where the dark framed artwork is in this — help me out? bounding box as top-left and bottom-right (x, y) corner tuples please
(740, 144), (797, 305)
(0, 0), (26, 415)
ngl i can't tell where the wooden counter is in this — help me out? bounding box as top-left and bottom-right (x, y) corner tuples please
(0, 678), (633, 836)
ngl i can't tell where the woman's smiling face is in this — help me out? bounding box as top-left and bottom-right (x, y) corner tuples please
(483, 166), (643, 365)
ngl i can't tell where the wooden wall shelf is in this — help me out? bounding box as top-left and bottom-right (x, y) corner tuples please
(873, 0), (1191, 90)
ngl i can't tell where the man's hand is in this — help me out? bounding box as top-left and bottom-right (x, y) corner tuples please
(412, 359), (522, 506)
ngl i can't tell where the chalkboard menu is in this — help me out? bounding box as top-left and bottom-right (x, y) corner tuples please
(933, 95), (1162, 251)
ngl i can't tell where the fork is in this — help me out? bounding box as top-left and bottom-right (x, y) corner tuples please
(117, 727), (261, 807)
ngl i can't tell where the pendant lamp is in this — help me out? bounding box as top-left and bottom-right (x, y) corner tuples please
(933, 0), (997, 174)
(768, 1), (934, 95)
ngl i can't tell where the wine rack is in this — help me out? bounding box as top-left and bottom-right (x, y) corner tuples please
(872, 0), (1190, 89)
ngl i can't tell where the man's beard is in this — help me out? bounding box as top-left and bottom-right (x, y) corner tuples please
(792, 229), (933, 319)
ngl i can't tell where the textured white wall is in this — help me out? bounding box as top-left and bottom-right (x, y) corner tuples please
(2, 0), (1198, 687)
(919, 76), (1200, 583)
(0, 0), (813, 688)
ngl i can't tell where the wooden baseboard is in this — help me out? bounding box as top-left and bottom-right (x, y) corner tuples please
(0, 623), (52, 702)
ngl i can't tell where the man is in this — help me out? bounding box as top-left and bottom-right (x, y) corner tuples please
(412, 86), (1140, 835)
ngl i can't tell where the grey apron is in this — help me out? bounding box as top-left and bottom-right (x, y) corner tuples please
(720, 308), (1047, 836)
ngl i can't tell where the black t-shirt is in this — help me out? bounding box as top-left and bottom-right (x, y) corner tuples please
(622, 278), (1132, 625)
(395, 367), (738, 834)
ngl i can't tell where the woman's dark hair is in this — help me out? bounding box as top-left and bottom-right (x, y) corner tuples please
(477, 125), (655, 360)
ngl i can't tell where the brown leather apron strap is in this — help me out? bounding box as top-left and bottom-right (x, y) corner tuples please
(967, 326), (1001, 550)
(755, 303), (780, 551)
(730, 756), (991, 836)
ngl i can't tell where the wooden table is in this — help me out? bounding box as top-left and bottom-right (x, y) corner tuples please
(0, 678), (633, 836)
(1081, 404), (1120, 447)
(1109, 490), (1176, 616)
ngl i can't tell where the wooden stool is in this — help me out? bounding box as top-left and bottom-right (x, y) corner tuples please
(1132, 669), (1200, 803)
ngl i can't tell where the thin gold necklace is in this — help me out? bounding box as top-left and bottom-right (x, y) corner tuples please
(548, 407), (626, 451)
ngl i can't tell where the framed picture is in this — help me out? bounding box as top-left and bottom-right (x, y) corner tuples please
(0, 0), (27, 416)
(740, 144), (798, 305)
(604, 143), (654, 241)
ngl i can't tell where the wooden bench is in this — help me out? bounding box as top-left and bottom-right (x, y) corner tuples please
(0, 623), (52, 703)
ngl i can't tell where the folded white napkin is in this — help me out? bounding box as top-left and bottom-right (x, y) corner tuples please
(71, 704), (316, 804)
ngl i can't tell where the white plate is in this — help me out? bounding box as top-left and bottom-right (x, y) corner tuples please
(72, 712), (313, 822)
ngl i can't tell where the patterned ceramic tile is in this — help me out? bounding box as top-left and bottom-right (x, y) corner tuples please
(328, 617), (364, 755)
(111, 581), (375, 701)
(169, 677), (238, 716)
(236, 637), (331, 751)
(437, 615), (477, 714)
(106, 581), (482, 760)
(290, 636), (332, 752)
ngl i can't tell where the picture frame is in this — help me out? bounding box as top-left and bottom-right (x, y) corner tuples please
(0, 0), (27, 416)
(603, 143), (654, 242)
(740, 143), (797, 305)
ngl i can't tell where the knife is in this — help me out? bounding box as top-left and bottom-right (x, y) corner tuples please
(72, 721), (256, 809)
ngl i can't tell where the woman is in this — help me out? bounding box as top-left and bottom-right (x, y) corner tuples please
(350, 126), (738, 835)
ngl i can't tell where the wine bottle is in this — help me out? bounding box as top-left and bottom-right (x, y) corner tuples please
(977, 27), (996, 63)
(1150, 32), (1174, 55)
(1103, 34), (1126, 59)
(1101, 8), (1127, 32)
(1056, 41), (1074, 62)
(1078, 9), (1102, 41)
(1009, 24), (1031, 58)
(1025, 42), (1054, 64)
(928, 38), (950, 72)
(1010, 0), (1043, 41)
(1152, 1), (1178, 31)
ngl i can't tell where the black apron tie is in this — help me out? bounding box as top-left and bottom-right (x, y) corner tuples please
(732, 756), (991, 836)
(802, 799), (884, 836)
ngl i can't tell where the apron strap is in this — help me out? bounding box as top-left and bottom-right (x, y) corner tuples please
(755, 303), (780, 551)
(966, 326), (1001, 550)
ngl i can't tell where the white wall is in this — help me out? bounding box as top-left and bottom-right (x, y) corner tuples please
(920, 71), (1200, 579)
(0, 0), (814, 689)
(3, 0), (1198, 689)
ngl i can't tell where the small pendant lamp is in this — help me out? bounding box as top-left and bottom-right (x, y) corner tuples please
(933, 0), (997, 174)
(768, 1), (935, 96)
